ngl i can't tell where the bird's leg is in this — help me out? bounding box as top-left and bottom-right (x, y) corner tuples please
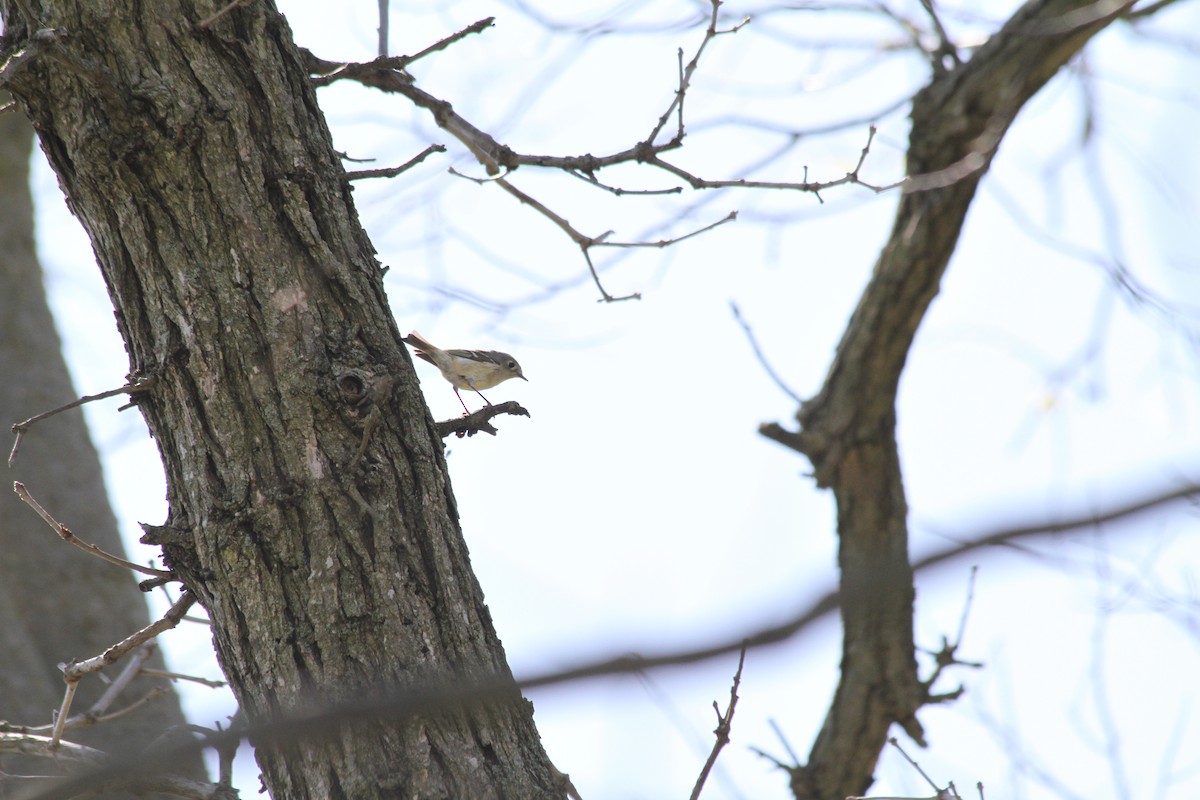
(453, 388), (471, 416)
(462, 377), (492, 409)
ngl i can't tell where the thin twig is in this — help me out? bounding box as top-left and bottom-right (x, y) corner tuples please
(488, 172), (731, 301)
(582, 249), (639, 303)
(48, 680), (78, 749)
(403, 17), (494, 67)
(63, 593), (198, 684)
(581, 221), (733, 297)
(213, 714), (243, 790)
(730, 302), (803, 404)
(27, 686), (171, 736)
(82, 645), (157, 721)
(14, 483), (172, 577)
(493, 176), (588, 244)
(345, 143), (445, 180)
(647, 126), (891, 199)
(140, 668), (226, 688)
(91, 689), (169, 726)
(13, 482), (173, 578)
(566, 168), (683, 197)
(919, 0), (960, 68)
(689, 645), (747, 800)
(9, 378), (154, 466)
(377, 0), (389, 57)
(645, 0), (749, 146)
(195, 0), (254, 30)
(591, 210), (738, 250)
(750, 717), (803, 769)
(310, 18), (494, 88)
(490, 175), (643, 301)
(889, 736), (945, 794)
(919, 565), (985, 700)
(447, 165), (510, 183)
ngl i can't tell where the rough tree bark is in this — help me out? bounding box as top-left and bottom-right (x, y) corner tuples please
(0, 92), (200, 797)
(763, 1), (1137, 798)
(1, 3), (559, 798)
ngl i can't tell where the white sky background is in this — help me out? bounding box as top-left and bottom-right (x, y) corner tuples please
(27, 0), (1200, 798)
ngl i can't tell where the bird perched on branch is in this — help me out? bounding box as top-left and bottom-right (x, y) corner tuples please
(403, 331), (527, 415)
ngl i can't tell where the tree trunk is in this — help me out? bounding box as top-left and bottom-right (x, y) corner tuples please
(767, 2), (1137, 797)
(0, 90), (201, 798)
(1, 3), (559, 798)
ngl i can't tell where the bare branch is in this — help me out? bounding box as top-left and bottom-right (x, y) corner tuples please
(75, 645), (158, 727)
(731, 302), (803, 404)
(63, 593), (197, 682)
(9, 378), (153, 466)
(688, 646), (747, 800)
(644, 125), (896, 201)
(914, 482), (1200, 574)
(491, 176), (590, 245)
(34, 594), (197, 753)
(565, 168), (683, 197)
(345, 144), (446, 181)
(0, 732), (105, 764)
(308, 18), (495, 89)
(591, 211), (738, 251)
(645, 0), (749, 147)
(403, 17), (495, 67)
(487, 175), (732, 302)
(751, 717), (804, 770)
(139, 669), (227, 689)
(432, 401), (531, 438)
(918, 0), (961, 70)
(48, 681), (78, 749)
(13, 482), (173, 579)
(212, 715), (243, 793)
(581, 249), (640, 303)
(857, 737), (958, 798)
(302, 6), (873, 209)
(377, 0), (389, 57)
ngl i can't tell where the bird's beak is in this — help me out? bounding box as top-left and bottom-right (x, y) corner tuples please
(519, 375), (529, 381)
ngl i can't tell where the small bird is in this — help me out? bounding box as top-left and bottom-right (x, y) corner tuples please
(403, 331), (527, 414)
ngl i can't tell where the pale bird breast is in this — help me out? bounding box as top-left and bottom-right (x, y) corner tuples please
(447, 359), (509, 391)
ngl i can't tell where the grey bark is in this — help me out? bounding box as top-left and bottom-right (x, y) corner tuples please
(1, 3), (558, 799)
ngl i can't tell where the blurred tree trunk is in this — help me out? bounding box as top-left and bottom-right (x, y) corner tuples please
(764, 2), (1137, 798)
(0, 3), (559, 799)
(0, 91), (200, 794)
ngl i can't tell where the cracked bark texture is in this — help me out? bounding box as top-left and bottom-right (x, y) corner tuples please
(1, 2), (559, 798)
(764, 2), (1137, 798)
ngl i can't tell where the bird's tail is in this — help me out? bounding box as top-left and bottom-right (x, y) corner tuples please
(403, 331), (438, 364)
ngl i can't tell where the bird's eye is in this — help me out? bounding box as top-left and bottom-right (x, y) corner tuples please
(506, 361), (516, 369)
